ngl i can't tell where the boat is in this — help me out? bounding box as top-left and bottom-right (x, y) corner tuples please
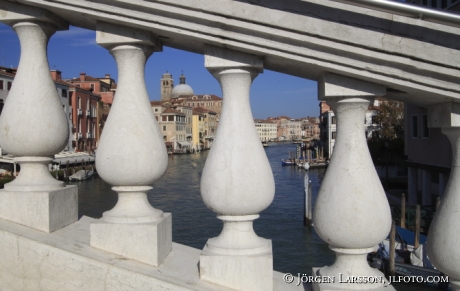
(281, 159), (296, 166)
(295, 159), (329, 168)
(371, 226), (450, 289)
(262, 141), (269, 147)
(69, 169), (94, 181)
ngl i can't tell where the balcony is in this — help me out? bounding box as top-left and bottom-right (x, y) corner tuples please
(0, 1), (459, 291)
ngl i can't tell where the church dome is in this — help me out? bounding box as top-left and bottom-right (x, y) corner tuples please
(172, 73), (194, 97)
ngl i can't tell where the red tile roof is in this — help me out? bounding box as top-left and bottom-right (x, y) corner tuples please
(162, 107), (185, 115)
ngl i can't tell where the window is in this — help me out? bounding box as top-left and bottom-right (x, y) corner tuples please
(163, 126), (166, 131)
(90, 84), (95, 90)
(7, 81), (12, 90)
(422, 114), (429, 138)
(331, 116), (336, 124)
(332, 131), (336, 140)
(62, 89), (67, 97)
(411, 115), (419, 138)
(371, 115), (378, 125)
(0, 80), (3, 90)
(155, 108), (158, 112)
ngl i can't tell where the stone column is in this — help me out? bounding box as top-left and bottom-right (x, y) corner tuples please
(0, 3), (77, 233)
(427, 102), (460, 291)
(313, 73), (394, 290)
(200, 46), (274, 291)
(408, 166), (419, 205)
(89, 22), (171, 267)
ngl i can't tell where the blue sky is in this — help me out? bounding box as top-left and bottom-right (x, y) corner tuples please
(0, 24), (319, 119)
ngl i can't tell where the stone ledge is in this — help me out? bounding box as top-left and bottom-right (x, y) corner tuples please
(0, 216), (305, 291)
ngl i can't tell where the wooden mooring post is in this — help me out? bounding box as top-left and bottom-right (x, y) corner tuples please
(415, 204), (421, 249)
(389, 220), (396, 276)
(303, 169), (312, 225)
(401, 193), (406, 228)
(304, 181), (312, 225)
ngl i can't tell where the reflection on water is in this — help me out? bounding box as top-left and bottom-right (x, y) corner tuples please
(72, 143), (435, 289)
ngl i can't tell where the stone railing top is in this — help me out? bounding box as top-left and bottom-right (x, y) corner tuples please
(1, 0), (460, 106)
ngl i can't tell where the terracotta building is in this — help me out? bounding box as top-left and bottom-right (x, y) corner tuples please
(67, 72), (116, 148)
(68, 72), (116, 104)
(70, 87), (100, 152)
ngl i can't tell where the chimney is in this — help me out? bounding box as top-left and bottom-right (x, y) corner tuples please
(105, 74), (110, 79)
(50, 70), (62, 81)
(80, 72), (86, 81)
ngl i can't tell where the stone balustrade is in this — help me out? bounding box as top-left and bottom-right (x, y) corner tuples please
(0, 1), (459, 291)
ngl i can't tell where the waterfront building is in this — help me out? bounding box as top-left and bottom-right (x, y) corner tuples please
(254, 119), (277, 141)
(67, 72), (116, 149)
(159, 107), (187, 151)
(192, 108), (205, 150)
(400, 1), (458, 210)
(193, 106), (217, 149)
(180, 94), (222, 118)
(301, 117), (320, 140)
(67, 72), (116, 105)
(1, 1), (460, 291)
(267, 116), (290, 141)
(151, 100), (193, 151)
(69, 86), (100, 152)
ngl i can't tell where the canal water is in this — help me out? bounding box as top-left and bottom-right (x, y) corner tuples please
(72, 142), (429, 291)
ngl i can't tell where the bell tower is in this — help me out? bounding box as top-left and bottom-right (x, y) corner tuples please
(161, 72), (174, 101)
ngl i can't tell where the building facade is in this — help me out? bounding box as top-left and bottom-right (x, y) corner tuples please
(192, 108), (205, 151)
(68, 72), (116, 104)
(254, 119), (277, 141)
(70, 87), (100, 152)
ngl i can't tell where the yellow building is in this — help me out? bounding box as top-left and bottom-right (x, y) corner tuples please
(193, 107), (217, 149)
(192, 109), (205, 151)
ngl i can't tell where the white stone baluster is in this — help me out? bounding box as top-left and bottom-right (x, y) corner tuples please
(313, 73), (393, 290)
(427, 102), (460, 291)
(89, 22), (171, 266)
(200, 46), (274, 291)
(0, 3), (78, 233)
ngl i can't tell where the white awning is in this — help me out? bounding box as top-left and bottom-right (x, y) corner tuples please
(178, 141), (192, 147)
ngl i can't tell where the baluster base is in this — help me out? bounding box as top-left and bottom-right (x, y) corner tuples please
(0, 185), (77, 233)
(312, 247), (394, 291)
(90, 213), (172, 266)
(200, 240), (273, 291)
(5, 157), (65, 192)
